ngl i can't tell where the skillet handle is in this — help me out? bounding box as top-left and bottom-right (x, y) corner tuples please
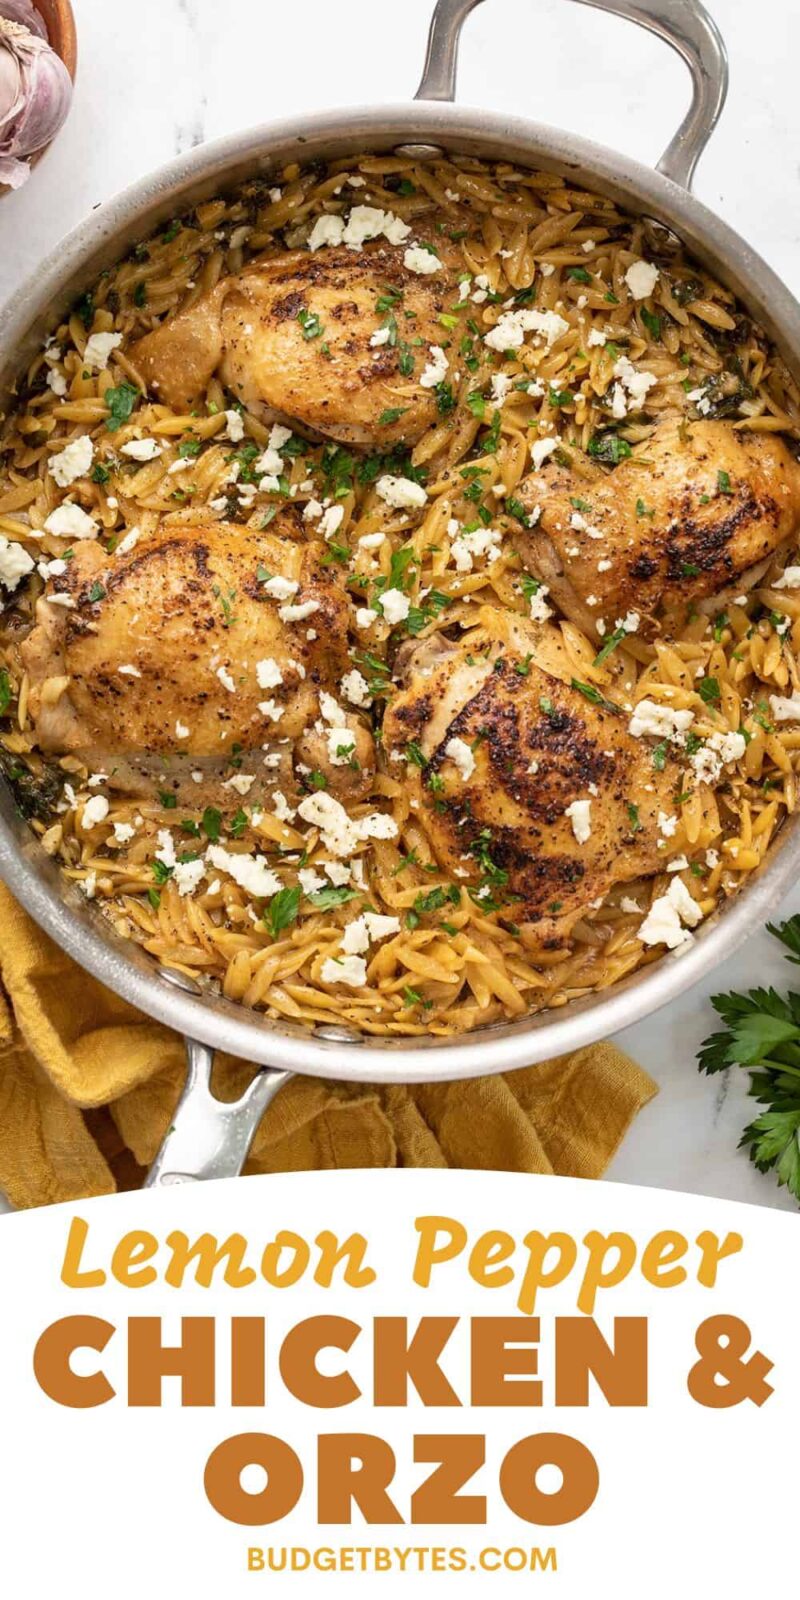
(414, 0), (729, 191)
(144, 1036), (292, 1187)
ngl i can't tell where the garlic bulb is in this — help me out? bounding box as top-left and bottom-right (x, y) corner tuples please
(0, 3), (47, 37)
(0, 13), (72, 191)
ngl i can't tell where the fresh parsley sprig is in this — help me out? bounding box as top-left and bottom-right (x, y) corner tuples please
(697, 916), (800, 1202)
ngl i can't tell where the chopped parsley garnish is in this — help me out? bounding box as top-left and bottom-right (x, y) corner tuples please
(229, 808), (248, 838)
(636, 497), (654, 519)
(152, 859), (174, 886)
(309, 770), (328, 791)
(201, 806), (222, 843)
(297, 308), (323, 340)
(593, 624), (628, 666)
(133, 282), (148, 309)
(308, 886), (359, 910)
(587, 431), (632, 464)
(570, 496), (592, 514)
(178, 437), (202, 458)
(652, 740), (668, 772)
(91, 463), (110, 484)
(698, 675), (721, 705)
(398, 343), (415, 376)
(568, 266), (592, 284)
(377, 406), (408, 426)
(406, 883), (461, 929)
(87, 581), (106, 604)
(104, 383), (140, 432)
(717, 469), (733, 495)
(570, 678), (619, 712)
(265, 886), (302, 938)
(627, 802), (642, 833)
(0, 669), (11, 717)
(504, 495), (531, 527)
(467, 390), (486, 419)
(158, 791), (177, 809)
(641, 306), (661, 340)
(162, 220), (182, 243)
(681, 562), (701, 577)
(435, 381), (456, 416)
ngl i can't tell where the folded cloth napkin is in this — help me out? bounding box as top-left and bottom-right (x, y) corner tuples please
(0, 884), (658, 1209)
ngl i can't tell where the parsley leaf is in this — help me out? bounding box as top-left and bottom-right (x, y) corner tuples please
(265, 886), (302, 938)
(104, 383), (140, 432)
(308, 886), (359, 910)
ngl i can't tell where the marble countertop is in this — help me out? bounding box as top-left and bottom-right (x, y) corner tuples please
(1, 0), (798, 1211)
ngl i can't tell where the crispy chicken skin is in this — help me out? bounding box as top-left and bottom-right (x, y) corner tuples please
(21, 516), (357, 773)
(516, 419), (800, 637)
(131, 242), (457, 445)
(383, 611), (683, 942)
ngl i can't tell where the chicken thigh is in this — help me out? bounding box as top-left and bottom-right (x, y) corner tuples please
(515, 419), (800, 638)
(21, 515), (367, 797)
(132, 241), (457, 446)
(383, 610), (683, 942)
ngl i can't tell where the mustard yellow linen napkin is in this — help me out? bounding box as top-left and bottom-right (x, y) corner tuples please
(0, 883), (658, 1209)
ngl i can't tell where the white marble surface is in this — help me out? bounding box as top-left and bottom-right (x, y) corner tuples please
(1, 0), (799, 1210)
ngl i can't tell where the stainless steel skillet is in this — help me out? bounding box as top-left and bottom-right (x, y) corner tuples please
(1, 0), (799, 1186)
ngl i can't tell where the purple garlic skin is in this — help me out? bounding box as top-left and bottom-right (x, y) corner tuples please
(0, 14), (73, 190)
(0, 3), (48, 38)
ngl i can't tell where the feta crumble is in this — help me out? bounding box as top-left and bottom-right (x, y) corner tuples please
(48, 435), (94, 487)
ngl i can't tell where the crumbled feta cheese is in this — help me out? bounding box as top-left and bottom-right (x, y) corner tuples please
(369, 326), (391, 347)
(116, 527), (141, 557)
(272, 791), (296, 822)
(113, 822), (136, 844)
(82, 331), (123, 370)
(667, 855), (690, 873)
(624, 260), (659, 300)
(225, 409), (245, 442)
(445, 737), (475, 782)
(224, 773), (256, 797)
(658, 811), (679, 838)
(47, 369), (67, 397)
(279, 599), (321, 623)
(216, 664), (236, 693)
(565, 798), (592, 844)
(298, 792), (397, 856)
(450, 525), (502, 572)
(43, 503), (99, 541)
(613, 354), (658, 410)
(308, 205), (410, 253)
(206, 844), (282, 899)
(256, 658), (283, 690)
(772, 567), (800, 589)
(262, 575), (298, 602)
(121, 438), (162, 462)
(628, 700), (694, 743)
(769, 692), (800, 722)
(587, 328), (607, 347)
(530, 436), (558, 471)
(358, 530), (385, 551)
(299, 868), (326, 894)
(705, 848), (720, 869)
(638, 876), (701, 949)
(303, 499), (324, 522)
(342, 912), (401, 955)
(484, 307), (569, 353)
(259, 699), (284, 722)
(174, 859), (206, 897)
(490, 373), (513, 408)
(419, 344), (449, 389)
(81, 796), (109, 831)
(327, 726), (356, 766)
(356, 607), (376, 629)
(341, 669), (371, 708)
(48, 434), (94, 487)
(404, 245), (442, 277)
(175, 720), (190, 739)
(319, 504), (345, 540)
(117, 664), (141, 678)
(375, 474), (427, 510)
(0, 536), (35, 591)
(379, 588), (410, 625)
(529, 583), (552, 622)
(320, 954), (368, 987)
(620, 896), (641, 914)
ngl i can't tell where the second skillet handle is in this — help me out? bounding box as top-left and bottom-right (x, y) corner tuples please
(414, 0), (729, 191)
(145, 1037), (292, 1187)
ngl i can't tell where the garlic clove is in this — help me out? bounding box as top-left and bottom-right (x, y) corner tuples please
(0, 3), (47, 38)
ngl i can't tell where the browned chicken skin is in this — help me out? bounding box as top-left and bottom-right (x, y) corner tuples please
(131, 241), (458, 446)
(516, 419), (800, 637)
(383, 612), (683, 942)
(20, 515), (369, 797)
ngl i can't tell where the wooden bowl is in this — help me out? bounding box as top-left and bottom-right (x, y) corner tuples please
(33, 0), (77, 78)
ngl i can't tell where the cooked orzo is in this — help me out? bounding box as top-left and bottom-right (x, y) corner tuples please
(2, 150), (800, 1037)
